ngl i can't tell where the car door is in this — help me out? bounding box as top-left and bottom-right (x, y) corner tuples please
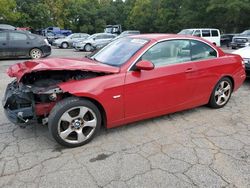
(0, 31), (9, 58)
(189, 39), (219, 103)
(70, 33), (80, 43)
(93, 34), (108, 48)
(8, 32), (30, 57)
(124, 39), (198, 119)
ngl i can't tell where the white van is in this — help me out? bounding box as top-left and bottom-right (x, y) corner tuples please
(178, 28), (221, 46)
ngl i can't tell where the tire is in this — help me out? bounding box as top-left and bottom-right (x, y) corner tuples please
(84, 44), (93, 52)
(48, 97), (101, 147)
(232, 47), (236, 49)
(61, 42), (69, 49)
(208, 77), (233, 109)
(30, 48), (42, 59)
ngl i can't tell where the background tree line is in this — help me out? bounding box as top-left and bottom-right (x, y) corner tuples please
(0, 0), (250, 34)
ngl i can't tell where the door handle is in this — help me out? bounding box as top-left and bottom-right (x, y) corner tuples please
(185, 68), (194, 73)
(2, 43), (6, 46)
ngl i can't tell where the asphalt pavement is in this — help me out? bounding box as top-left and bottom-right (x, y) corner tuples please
(0, 47), (249, 188)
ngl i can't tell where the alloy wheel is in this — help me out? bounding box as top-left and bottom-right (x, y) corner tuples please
(214, 80), (231, 106)
(58, 106), (97, 144)
(30, 48), (42, 59)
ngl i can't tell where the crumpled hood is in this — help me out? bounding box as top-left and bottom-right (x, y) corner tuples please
(7, 58), (120, 81)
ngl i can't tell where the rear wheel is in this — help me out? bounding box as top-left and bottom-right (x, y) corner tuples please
(208, 77), (233, 108)
(48, 97), (101, 147)
(30, 48), (42, 59)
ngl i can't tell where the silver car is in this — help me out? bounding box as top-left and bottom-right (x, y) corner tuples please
(74, 33), (116, 52)
(53, 33), (90, 48)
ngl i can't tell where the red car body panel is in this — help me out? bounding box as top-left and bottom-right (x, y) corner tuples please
(5, 34), (246, 129)
(7, 58), (120, 81)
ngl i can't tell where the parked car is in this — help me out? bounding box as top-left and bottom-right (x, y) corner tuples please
(220, 34), (236, 47)
(46, 32), (65, 45)
(53, 33), (90, 48)
(121, 30), (140, 35)
(42, 27), (72, 37)
(113, 30), (141, 41)
(0, 24), (16, 30)
(3, 34), (246, 147)
(232, 46), (250, 76)
(74, 33), (116, 52)
(0, 30), (51, 59)
(104, 24), (122, 35)
(178, 28), (221, 46)
(231, 30), (250, 49)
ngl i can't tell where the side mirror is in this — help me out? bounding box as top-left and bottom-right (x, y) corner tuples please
(135, 60), (154, 71)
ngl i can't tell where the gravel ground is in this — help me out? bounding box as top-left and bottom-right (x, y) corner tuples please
(0, 47), (249, 188)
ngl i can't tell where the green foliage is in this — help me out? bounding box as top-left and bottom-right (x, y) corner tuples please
(0, 0), (21, 23)
(0, 0), (250, 33)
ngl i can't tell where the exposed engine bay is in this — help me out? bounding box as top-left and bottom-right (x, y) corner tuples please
(3, 70), (104, 124)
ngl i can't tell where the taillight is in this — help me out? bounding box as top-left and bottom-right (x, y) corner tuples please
(242, 60), (245, 69)
(44, 39), (50, 46)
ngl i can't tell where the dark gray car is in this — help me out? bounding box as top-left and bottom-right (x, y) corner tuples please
(0, 30), (51, 59)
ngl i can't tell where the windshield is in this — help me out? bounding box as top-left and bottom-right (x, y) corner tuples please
(178, 29), (194, 35)
(91, 37), (149, 66)
(87, 34), (98, 40)
(241, 30), (250, 35)
(66, 34), (74, 38)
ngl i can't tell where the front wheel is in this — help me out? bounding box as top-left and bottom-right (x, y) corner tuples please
(208, 77), (233, 108)
(48, 97), (101, 147)
(84, 44), (93, 52)
(61, 42), (69, 49)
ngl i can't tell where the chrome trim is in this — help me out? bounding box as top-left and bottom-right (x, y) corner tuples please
(127, 37), (219, 72)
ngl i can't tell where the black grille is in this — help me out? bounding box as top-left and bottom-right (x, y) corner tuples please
(234, 38), (248, 43)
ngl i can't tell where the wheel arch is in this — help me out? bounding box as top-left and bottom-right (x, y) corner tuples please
(81, 96), (107, 128)
(62, 93), (107, 128)
(222, 75), (235, 91)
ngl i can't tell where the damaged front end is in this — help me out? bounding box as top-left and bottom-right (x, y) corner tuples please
(3, 70), (102, 126)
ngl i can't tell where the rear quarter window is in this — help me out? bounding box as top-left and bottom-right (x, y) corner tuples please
(191, 40), (217, 61)
(28, 34), (37, 40)
(211, 30), (219, 37)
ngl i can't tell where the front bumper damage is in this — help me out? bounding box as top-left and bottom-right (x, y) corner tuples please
(2, 80), (61, 126)
(3, 81), (35, 124)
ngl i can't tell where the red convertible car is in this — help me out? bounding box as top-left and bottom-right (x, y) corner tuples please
(3, 34), (246, 147)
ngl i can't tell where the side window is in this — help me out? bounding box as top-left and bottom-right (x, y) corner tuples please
(211, 30), (219, 37)
(95, 35), (103, 40)
(141, 40), (191, 67)
(191, 40), (217, 61)
(0, 32), (7, 41)
(81, 34), (88, 38)
(72, 34), (80, 38)
(9, 32), (27, 41)
(193, 30), (201, 37)
(202, 30), (211, 37)
(105, 35), (115, 39)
